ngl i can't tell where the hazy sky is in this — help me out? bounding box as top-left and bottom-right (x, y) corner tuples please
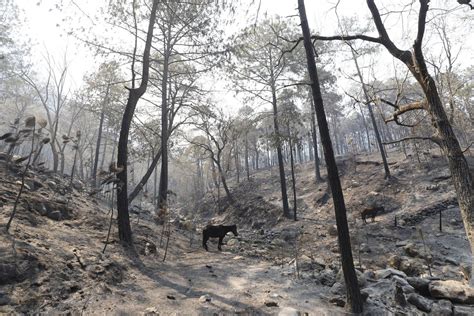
(15, 0), (473, 104)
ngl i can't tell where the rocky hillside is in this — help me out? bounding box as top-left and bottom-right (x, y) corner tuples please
(1, 150), (474, 314)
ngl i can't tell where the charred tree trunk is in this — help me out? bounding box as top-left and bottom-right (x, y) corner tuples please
(100, 126), (109, 170)
(217, 161), (233, 203)
(310, 99), (323, 182)
(128, 147), (162, 204)
(288, 127), (297, 221)
(245, 133), (250, 180)
(157, 47), (170, 213)
(93, 107), (106, 186)
(235, 141), (240, 183)
(116, 0), (158, 244)
(298, 0), (363, 312)
(269, 67), (290, 218)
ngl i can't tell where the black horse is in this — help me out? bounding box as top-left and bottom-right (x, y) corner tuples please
(202, 224), (238, 251)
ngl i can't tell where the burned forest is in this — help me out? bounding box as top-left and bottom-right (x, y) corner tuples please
(0, 0), (473, 314)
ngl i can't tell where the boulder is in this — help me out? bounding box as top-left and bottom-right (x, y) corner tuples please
(406, 277), (431, 296)
(430, 299), (453, 316)
(407, 293), (432, 312)
(429, 280), (474, 304)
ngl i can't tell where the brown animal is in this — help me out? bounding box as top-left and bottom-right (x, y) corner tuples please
(361, 206), (384, 224)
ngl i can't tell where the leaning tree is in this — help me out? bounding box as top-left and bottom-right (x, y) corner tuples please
(309, 0), (473, 284)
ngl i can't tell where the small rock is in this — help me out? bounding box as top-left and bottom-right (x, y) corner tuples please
(407, 293), (432, 312)
(404, 243), (421, 257)
(264, 300), (278, 307)
(166, 295), (176, 300)
(327, 225), (338, 237)
(330, 282), (345, 295)
(144, 242), (157, 256)
(445, 257), (459, 266)
(395, 240), (409, 247)
(47, 211), (62, 221)
(144, 307), (159, 315)
(426, 184), (439, 191)
(399, 257), (425, 276)
(374, 268), (407, 280)
(72, 180), (83, 191)
(227, 239), (238, 246)
(360, 243), (371, 253)
(363, 270), (376, 280)
(46, 181), (57, 189)
(402, 284), (415, 294)
(388, 254), (402, 269)
(329, 297), (345, 307)
(199, 294), (211, 303)
(431, 299), (453, 316)
(316, 269), (336, 287)
(360, 289), (370, 302)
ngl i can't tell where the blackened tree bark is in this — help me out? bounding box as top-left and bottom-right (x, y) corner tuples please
(128, 147), (162, 203)
(157, 46), (170, 213)
(116, 0), (159, 244)
(310, 97), (323, 182)
(245, 132), (250, 180)
(288, 127), (297, 221)
(269, 61), (291, 218)
(298, 0), (363, 312)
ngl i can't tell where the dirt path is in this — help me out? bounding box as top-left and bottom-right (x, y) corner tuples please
(81, 230), (344, 315)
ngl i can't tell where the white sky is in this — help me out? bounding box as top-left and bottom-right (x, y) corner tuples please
(14, 0), (474, 109)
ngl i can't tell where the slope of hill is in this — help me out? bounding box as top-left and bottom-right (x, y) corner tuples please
(1, 151), (474, 314)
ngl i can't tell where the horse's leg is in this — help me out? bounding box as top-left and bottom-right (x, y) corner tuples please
(218, 236), (223, 251)
(203, 232), (209, 251)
